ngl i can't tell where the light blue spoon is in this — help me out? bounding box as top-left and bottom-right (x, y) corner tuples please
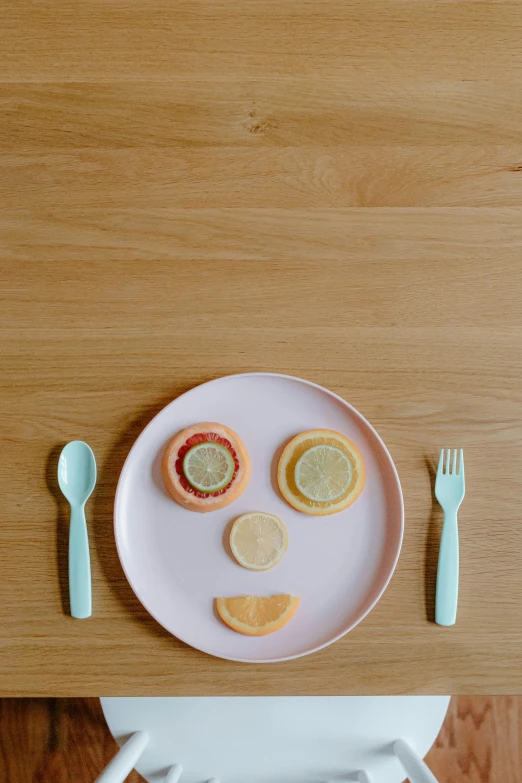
(58, 441), (96, 619)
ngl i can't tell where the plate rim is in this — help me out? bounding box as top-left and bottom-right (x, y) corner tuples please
(114, 372), (405, 663)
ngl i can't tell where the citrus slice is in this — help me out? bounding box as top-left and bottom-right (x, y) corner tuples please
(215, 594), (300, 636)
(162, 423), (251, 513)
(295, 444), (352, 502)
(277, 429), (365, 516)
(182, 442), (235, 493)
(230, 512), (288, 571)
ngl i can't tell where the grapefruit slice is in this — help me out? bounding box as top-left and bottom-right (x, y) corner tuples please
(216, 594), (300, 636)
(277, 429), (365, 515)
(162, 422), (251, 512)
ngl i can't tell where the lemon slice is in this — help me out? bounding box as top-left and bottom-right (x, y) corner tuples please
(295, 444), (352, 502)
(230, 512), (288, 571)
(182, 442), (234, 493)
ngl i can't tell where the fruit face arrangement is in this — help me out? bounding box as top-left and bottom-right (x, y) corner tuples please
(162, 424), (365, 636)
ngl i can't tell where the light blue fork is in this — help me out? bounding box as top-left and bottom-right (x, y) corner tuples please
(435, 449), (465, 626)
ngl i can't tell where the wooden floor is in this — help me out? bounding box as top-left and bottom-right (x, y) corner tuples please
(0, 697), (520, 783)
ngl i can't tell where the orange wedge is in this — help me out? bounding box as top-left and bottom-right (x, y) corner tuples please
(277, 429), (365, 516)
(216, 594), (300, 636)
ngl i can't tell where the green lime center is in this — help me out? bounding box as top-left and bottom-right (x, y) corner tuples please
(182, 442), (235, 493)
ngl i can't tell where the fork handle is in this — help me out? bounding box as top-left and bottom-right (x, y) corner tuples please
(435, 510), (459, 626)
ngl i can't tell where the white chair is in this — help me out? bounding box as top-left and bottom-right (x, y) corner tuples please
(96, 696), (449, 783)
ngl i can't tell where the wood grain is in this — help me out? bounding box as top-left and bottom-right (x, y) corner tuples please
(3, 81), (522, 148)
(1, 0), (522, 696)
(2, 1), (522, 81)
(0, 697), (521, 783)
(426, 697), (522, 783)
(3, 148), (522, 209)
(0, 698), (142, 783)
(1, 149), (522, 213)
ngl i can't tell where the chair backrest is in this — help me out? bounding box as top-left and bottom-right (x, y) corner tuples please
(94, 731), (439, 783)
(98, 696), (448, 783)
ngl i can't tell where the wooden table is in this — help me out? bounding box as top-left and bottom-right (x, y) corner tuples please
(1, 1), (522, 697)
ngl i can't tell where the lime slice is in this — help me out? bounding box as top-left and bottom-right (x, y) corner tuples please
(183, 442), (235, 493)
(294, 444), (352, 502)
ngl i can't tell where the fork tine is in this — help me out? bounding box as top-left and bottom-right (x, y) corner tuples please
(452, 449), (458, 475)
(437, 448), (444, 477)
(459, 448), (464, 478)
(445, 448), (451, 474)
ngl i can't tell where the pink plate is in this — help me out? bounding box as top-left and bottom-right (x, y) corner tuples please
(114, 373), (404, 662)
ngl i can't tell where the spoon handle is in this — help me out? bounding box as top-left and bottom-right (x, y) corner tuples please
(69, 504), (92, 619)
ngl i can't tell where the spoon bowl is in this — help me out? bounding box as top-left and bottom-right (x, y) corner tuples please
(58, 441), (96, 507)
